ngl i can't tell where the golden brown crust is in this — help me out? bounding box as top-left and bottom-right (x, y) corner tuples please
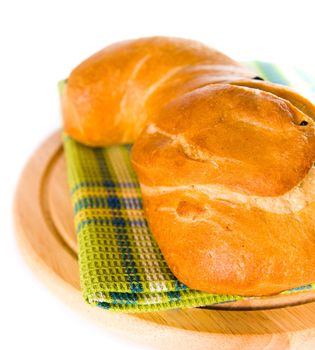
(141, 190), (315, 296)
(62, 37), (253, 146)
(132, 84), (315, 196)
(230, 79), (315, 120)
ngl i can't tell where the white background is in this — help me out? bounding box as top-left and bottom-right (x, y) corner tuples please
(1, 1), (314, 349)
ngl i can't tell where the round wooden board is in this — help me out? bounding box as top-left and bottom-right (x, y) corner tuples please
(14, 131), (315, 350)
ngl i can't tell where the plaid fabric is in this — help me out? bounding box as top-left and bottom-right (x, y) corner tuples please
(62, 62), (315, 312)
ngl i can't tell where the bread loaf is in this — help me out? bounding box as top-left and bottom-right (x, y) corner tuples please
(63, 37), (315, 296)
(132, 83), (315, 296)
(62, 37), (254, 146)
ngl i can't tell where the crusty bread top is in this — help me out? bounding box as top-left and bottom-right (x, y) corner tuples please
(62, 37), (253, 146)
(132, 83), (315, 197)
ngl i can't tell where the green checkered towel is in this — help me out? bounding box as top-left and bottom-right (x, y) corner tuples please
(62, 62), (315, 312)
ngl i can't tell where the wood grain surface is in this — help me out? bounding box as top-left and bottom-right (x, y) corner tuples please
(14, 131), (315, 350)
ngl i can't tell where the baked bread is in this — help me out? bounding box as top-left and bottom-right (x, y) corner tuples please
(132, 82), (315, 296)
(62, 36), (315, 296)
(62, 37), (254, 146)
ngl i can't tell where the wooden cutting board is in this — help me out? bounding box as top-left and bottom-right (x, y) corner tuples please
(14, 131), (315, 350)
